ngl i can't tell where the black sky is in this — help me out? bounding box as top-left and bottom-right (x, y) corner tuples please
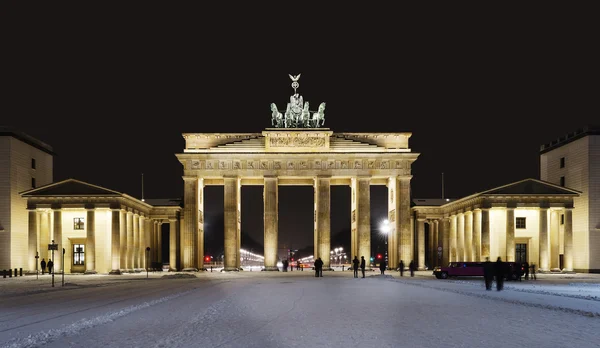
(2, 4), (598, 254)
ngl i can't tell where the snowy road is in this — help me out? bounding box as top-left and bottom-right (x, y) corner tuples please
(1, 272), (599, 348)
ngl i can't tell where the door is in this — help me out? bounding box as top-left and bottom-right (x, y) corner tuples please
(515, 243), (527, 263)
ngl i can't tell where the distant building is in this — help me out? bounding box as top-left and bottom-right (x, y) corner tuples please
(540, 125), (600, 273)
(0, 128), (54, 271)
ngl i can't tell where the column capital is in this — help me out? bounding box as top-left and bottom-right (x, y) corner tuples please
(183, 176), (198, 182)
(169, 218), (178, 222)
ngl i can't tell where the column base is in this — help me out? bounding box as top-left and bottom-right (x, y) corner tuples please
(169, 268), (178, 272)
(322, 267), (334, 271)
(109, 269), (122, 275)
(418, 267), (427, 271)
(182, 268), (198, 272)
(562, 269), (576, 273)
(84, 270), (97, 274)
(221, 267), (240, 272)
(134, 268), (143, 273)
(262, 266), (280, 271)
(127, 269), (135, 273)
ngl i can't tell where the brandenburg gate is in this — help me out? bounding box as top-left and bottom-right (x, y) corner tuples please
(175, 74), (419, 271)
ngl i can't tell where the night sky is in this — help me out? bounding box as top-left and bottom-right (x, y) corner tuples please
(2, 4), (597, 256)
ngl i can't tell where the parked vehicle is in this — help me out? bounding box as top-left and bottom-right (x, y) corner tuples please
(433, 261), (525, 280)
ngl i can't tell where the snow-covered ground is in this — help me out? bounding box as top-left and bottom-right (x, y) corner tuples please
(1, 271), (599, 347)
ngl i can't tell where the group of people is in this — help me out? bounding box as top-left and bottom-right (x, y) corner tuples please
(397, 260), (416, 277)
(39, 258), (53, 274)
(483, 257), (538, 291)
(351, 256), (367, 278)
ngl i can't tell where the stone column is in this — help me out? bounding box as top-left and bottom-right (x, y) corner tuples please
(399, 177), (412, 266)
(473, 209), (481, 261)
(481, 209), (490, 260)
(169, 218), (178, 271)
(182, 177), (197, 271)
(449, 215), (457, 262)
(133, 213), (140, 270)
(139, 216), (145, 269)
(85, 209), (96, 273)
(441, 217), (450, 266)
(53, 209), (62, 272)
(433, 220), (440, 267)
(153, 220), (158, 265)
(224, 177), (241, 271)
(457, 213), (465, 261)
(428, 221), (434, 268)
(505, 207), (515, 262)
(197, 178), (205, 270)
(157, 221), (163, 265)
(236, 179), (242, 269)
(563, 208), (573, 272)
(539, 207), (549, 271)
(464, 211), (473, 262)
(40, 212), (50, 262)
(119, 210), (126, 272)
(550, 210), (560, 270)
(145, 219), (152, 269)
(417, 218), (426, 270)
(353, 177), (371, 268)
(387, 177), (399, 269)
(110, 209), (121, 274)
(126, 211), (133, 271)
(28, 210), (38, 271)
(263, 176), (279, 271)
(314, 176), (331, 269)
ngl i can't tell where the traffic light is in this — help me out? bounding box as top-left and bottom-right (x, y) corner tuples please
(377, 254), (382, 259)
(291, 258), (294, 261)
(370, 257), (374, 262)
(204, 256), (211, 262)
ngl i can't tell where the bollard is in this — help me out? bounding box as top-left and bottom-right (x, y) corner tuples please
(9, 269), (12, 277)
(20, 268), (23, 277)
(14, 268), (18, 277)
(3, 269), (5, 278)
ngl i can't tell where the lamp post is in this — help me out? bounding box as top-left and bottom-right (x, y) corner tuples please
(35, 252), (39, 280)
(146, 247), (150, 278)
(380, 219), (390, 267)
(62, 248), (65, 286)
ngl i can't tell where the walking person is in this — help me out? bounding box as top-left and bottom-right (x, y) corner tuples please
(495, 257), (505, 291)
(40, 258), (46, 275)
(483, 257), (493, 290)
(399, 260), (404, 277)
(47, 259), (54, 275)
(360, 256), (366, 278)
(379, 259), (387, 275)
(352, 256), (359, 278)
(409, 260), (415, 277)
(530, 263), (536, 280)
(523, 261), (529, 280)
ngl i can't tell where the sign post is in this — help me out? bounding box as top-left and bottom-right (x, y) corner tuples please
(35, 252), (39, 280)
(48, 240), (57, 287)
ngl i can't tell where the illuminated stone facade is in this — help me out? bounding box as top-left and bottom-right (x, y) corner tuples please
(412, 179), (578, 272)
(540, 126), (600, 273)
(21, 179), (181, 274)
(176, 128), (419, 271)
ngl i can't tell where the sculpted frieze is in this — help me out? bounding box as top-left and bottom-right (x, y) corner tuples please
(269, 136), (326, 148)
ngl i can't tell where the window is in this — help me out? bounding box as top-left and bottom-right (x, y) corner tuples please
(560, 176), (565, 187)
(516, 217), (526, 229)
(560, 157), (565, 168)
(561, 214), (564, 225)
(31, 177), (36, 188)
(73, 244), (85, 265)
(31, 158), (36, 169)
(74, 218), (85, 230)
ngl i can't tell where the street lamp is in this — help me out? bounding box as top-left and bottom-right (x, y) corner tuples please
(380, 219), (390, 266)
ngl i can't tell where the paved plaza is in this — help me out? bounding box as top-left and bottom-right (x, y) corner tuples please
(1, 271), (600, 348)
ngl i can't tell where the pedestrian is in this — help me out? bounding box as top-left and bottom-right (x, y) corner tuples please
(399, 260), (404, 277)
(409, 260), (415, 277)
(318, 257), (323, 277)
(352, 256), (359, 278)
(483, 257), (493, 290)
(495, 257), (505, 291)
(379, 259), (387, 275)
(47, 259), (54, 274)
(530, 263), (536, 280)
(523, 261), (529, 280)
(40, 258), (46, 275)
(297, 261), (300, 271)
(360, 256), (366, 278)
(315, 257), (323, 277)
